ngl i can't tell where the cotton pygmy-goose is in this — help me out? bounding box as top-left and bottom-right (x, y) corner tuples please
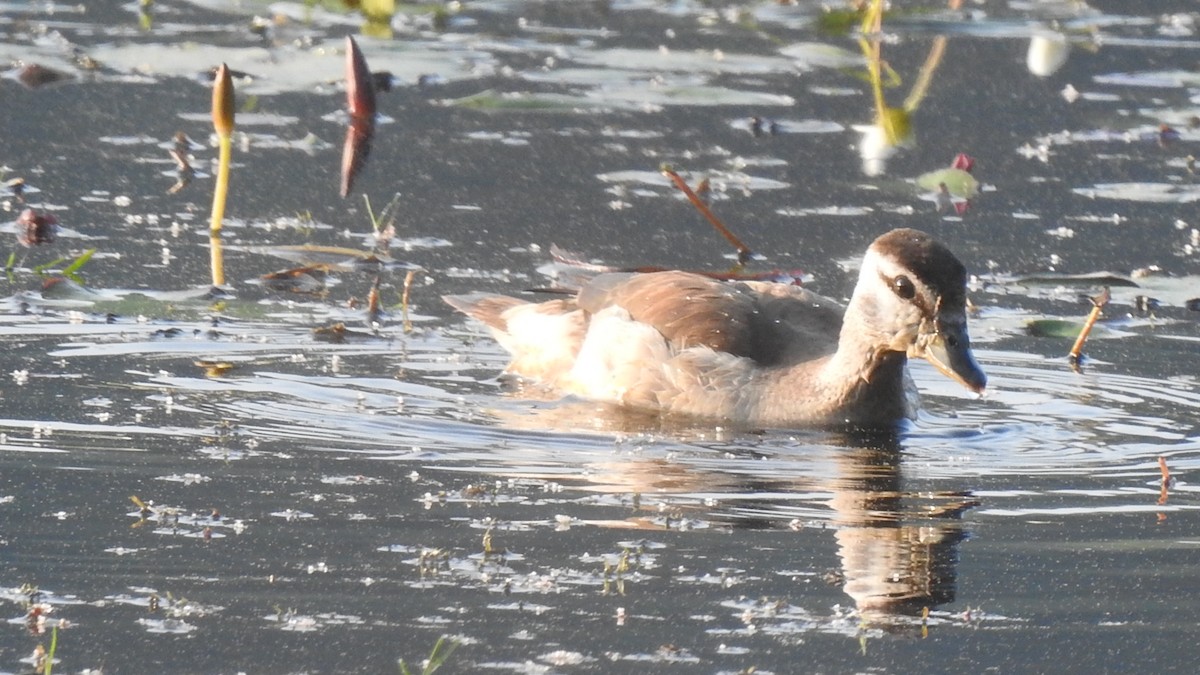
(444, 228), (986, 427)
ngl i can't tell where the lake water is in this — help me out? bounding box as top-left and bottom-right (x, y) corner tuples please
(2, 0), (1199, 673)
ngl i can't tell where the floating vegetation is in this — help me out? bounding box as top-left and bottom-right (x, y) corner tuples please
(915, 153), (980, 200)
(399, 635), (460, 675)
(4, 63), (73, 89)
(15, 209), (58, 247)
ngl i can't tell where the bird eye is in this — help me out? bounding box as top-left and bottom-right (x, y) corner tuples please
(892, 275), (916, 300)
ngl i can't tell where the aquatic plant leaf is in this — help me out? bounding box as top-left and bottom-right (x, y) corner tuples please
(62, 248), (96, 278)
(1026, 319), (1115, 339)
(916, 168), (979, 198)
(339, 37), (383, 197)
(345, 36), (376, 119)
(340, 116), (375, 198)
(1015, 273), (1138, 288)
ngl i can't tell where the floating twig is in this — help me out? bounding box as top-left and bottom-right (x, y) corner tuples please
(1157, 456), (1171, 521)
(1068, 286), (1110, 366)
(1157, 455), (1172, 505)
(661, 166), (753, 262)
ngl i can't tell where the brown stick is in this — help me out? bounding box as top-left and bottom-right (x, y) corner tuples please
(1157, 456), (1171, 516)
(661, 167), (753, 261)
(367, 274), (382, 324)
(1068, 286), (1110, 364)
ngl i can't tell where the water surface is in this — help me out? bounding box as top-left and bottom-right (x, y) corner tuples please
(1, 0), (1199, 672)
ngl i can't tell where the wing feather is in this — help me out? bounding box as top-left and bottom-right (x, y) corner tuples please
(576, 271), (845, 366)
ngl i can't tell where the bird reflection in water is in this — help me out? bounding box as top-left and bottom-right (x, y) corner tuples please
(483, 402), (975, 626)
(828, 438), (974, 623)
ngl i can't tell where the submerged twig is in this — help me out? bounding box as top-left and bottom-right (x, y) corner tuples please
(1068, 286), (1110, 366)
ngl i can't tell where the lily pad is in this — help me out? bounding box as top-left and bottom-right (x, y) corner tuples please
(915, 167), (979, 198)
(1014, 273), (1139, 288)
(1026, 319), (1116, 339)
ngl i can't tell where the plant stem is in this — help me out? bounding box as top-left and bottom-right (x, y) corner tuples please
(1068, 286), (1110, 364)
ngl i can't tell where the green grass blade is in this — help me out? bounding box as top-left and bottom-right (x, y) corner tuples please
(44, 625), (57, 675)
(62, 248), (97, 283)
(32, 256), (67, 276)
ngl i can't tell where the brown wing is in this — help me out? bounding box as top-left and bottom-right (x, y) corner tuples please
(737, 280), (845, 366)
(576, 271), (845, 366)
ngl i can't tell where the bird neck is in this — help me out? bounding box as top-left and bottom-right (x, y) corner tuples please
(816, 297), (914, 423)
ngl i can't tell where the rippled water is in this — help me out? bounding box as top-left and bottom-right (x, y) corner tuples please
(2, 0), (1199, 673)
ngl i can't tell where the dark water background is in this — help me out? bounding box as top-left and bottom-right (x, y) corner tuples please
(2, 0), (1200, 672)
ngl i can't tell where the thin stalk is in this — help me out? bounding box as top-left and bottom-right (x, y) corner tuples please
(401, 269), (417, 332)
(209, 63), (235, 287)
(1158, 456), (1171, 508)
(43, 625), (56, 675)
(661, 168), (752, 260)
(1068, 286), (1110, 364)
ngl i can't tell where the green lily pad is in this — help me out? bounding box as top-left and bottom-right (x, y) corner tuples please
(1026, 319), (1114, 339)
(916, 167), (979, 198)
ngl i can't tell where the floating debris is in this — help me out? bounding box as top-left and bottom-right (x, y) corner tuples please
(748, 115), (778, 136)
(15, 208), (57, 247)
(5, 177), (28, 202)
(5, 63), (74, 88)
(194, 360), (236, 377)
(259, 266), (329, 295)
(167, 131), (197, 194)
(1133, 295), (1160, 316)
